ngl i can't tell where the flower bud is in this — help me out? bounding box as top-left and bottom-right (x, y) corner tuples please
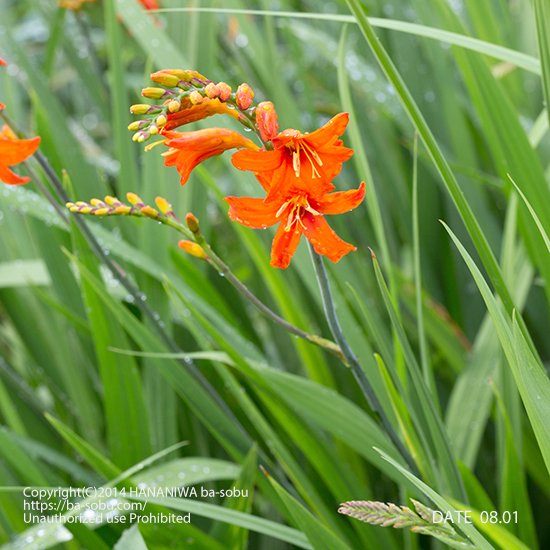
(236, 83), (254, 110)
(156, 114), (168, 127)
(93, 208), (111, 216)
(104, 196), (123, 206)
(185, 213), (200, 235)
(150, 71), (180, 87)
(216, 82), (231, 102)
(149, 125), (159, 135)
(114, 205), (132, 215)
(168, 99), (181, 113)
(127, 120), (147, 131)
(155, 196), (174, 216)
(127, 192), (145, 206)
(204, 83), (220, 99)
(141, 87), (170, 99)
(151, 69), (208, 87)
(90, 198), (105, 207)
(256, 101), (279, 142)
(178, 240), (207, 260)
(130, 103), (152, 115)
(141, 205), (159, 218)
(188, 91), (203, 105)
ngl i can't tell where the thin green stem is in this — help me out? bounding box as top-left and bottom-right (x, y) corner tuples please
(309, 246), (418, 475)
(21, 144), (253, 449)
(160, 217), (345, 360)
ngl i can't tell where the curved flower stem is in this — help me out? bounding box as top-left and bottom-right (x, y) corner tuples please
(161, 216), (345, 361)
(15, 143), (253, 449)
(308, 245), (419, 475)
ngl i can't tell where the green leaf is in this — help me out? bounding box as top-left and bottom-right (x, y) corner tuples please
(264, 471), (351, 550)
(441, 221), (550, 475)
(114, 525), (148, 550)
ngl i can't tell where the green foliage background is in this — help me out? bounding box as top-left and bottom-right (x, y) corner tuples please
(0, 0), (549, 548)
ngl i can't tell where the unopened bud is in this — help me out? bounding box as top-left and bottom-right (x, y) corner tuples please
(141, 205), (159, 218)
(156, 114), (167, 127)
(149, 125), (159, 135)
(127, 192), (145, 206)
(178, 240), (207, 260)
(130, 103), (152, 115)
(188, 91), (203, 105)
(114, 205), (132, 215)
(256, 101), (279, 142)
(185, 213), (200, 234)
(204, 83), (220, 99)
(93, 208), (111, 216)
(141, 87), (169, 99)
(137, 132), (149, 143)
(150, 71), (180, 87)
(216, 82), (231, 102)
(90, 198), (105, 207)
(155, 196), (174, 216)
(104, 196), (123, 206)
(236, 83), (254, 110)
(127, 120), (147, 131)
(168, 99), (181, 113)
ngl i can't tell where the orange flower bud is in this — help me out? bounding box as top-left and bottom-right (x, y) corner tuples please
(204, 83), (220, 99)
(256, 101), (279, 142)
(151, 69), (208, 87)
(188, 91), (203, 105)
(178, 240), (207, 260)
(185, 213), (200, 234)
(150, 71), (180, 87)
(236, 83), (254, 110)
(216, 82), (232, 102)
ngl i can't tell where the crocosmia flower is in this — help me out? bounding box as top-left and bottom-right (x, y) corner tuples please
(226, 181), (365, 269)
(232, 112), (353, 203)
(161, 128), (259, 185)
(0, 125), (41, 185)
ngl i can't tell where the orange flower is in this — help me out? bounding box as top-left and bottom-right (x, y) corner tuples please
(232, 112), (353, 203)
(140, 0), (159, 9)
(0, 125), (41, 185)
(162, 97), (240, 131)
(161, 128), (259, 185)
(226, 181), (365, 269)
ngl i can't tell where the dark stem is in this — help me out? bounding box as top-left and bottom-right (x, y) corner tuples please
(31, 149), (252, 449)
(309, 245), (419, 475)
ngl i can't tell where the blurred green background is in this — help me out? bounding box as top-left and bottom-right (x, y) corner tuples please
(0, 0), (549, 548)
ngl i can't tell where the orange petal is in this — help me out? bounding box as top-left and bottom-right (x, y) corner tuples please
(302, 213), (355, 263)
(304, 112), (349, 149)
(315, 182), (366, 215)
(162, 128), (257, 185)
(225, 196), (280, 228)
(270, 221), (303, 269)
(0, 133), (41, 165)
(0, 165), (30, 185)
(231, 149), (282, 172)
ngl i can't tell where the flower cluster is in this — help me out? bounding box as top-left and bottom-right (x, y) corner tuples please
(126, 69), (366, 269)
(0, 58), (41, 185)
